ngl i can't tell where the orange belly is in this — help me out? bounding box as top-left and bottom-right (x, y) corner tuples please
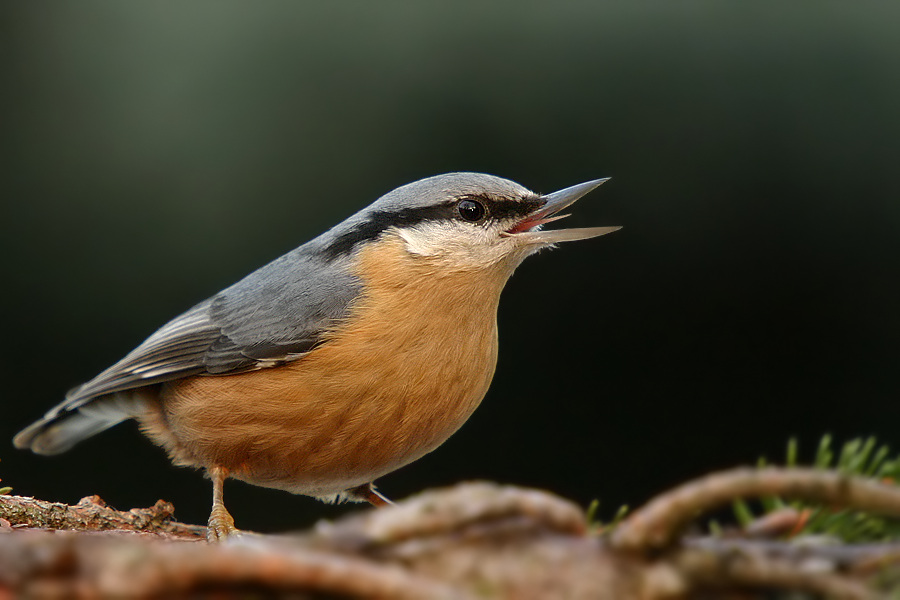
(140, 236), (509, 498)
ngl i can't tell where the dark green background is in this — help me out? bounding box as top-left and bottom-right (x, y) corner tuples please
(2, 2), (899, 531)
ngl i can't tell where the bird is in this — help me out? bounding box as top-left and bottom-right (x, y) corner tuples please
(14, 172), (620, 541)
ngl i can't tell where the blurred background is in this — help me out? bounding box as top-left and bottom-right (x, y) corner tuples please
(2, 2), (898, 532)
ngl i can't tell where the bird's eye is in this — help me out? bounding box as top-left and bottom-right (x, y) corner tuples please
(457, 199), (486, 222)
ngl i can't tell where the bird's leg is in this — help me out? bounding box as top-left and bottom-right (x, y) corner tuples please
(207, 466), (240, 542)
(349, 482), (395, 507)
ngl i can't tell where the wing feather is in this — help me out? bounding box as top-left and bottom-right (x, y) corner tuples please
(47, 249), (362, 418)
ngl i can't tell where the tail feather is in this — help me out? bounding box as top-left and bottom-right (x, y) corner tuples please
(14, 393), (151, 455)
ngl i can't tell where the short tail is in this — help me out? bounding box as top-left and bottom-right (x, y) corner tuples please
(14, 393), (150, 455)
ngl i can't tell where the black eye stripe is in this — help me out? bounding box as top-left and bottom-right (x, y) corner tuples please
(457, 194), (543, 221)
(322, 194), (544, 259)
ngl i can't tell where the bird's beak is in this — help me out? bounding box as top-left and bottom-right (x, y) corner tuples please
(503, 178), (621, 244)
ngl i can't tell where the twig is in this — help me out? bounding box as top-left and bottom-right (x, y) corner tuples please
(611, 466), (900, 551)
(675, 538), (881, 600)
(0, 530), (463, 599)
(0, 494), (205, 538)
(312, 481), (587, 552)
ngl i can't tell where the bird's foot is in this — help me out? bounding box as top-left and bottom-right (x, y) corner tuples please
(207, 504), (241, 542)
(349, 482), (395, 507)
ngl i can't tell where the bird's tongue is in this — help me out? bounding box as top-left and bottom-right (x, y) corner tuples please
(505, 213), (571, 235)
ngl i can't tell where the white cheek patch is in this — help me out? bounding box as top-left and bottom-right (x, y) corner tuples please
(391, 221), (529, 270)
(395, 223), (447, 256)
(394, 222), (494, 256)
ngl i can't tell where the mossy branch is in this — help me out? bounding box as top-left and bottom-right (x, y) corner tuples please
(611, 466), (900, 552)
(1, 476), (899, 598)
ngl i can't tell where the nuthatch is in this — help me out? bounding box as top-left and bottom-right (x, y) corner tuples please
(14, 172), (619, 540)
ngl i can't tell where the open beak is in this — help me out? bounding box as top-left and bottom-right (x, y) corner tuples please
(503, 178), (621, 244)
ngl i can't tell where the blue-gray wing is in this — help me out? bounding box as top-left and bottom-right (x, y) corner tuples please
(57, 249), (361, 413)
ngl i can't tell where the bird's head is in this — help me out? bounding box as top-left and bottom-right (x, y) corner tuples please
(322, 172), (619, 274)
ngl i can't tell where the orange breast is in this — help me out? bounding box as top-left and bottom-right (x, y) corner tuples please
(146, 236), (510, 497)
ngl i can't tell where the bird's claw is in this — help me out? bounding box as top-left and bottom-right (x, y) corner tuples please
(207, 505), (241, 542)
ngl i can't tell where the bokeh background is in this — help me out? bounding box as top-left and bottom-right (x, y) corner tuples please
(2, 2), (898, 532)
